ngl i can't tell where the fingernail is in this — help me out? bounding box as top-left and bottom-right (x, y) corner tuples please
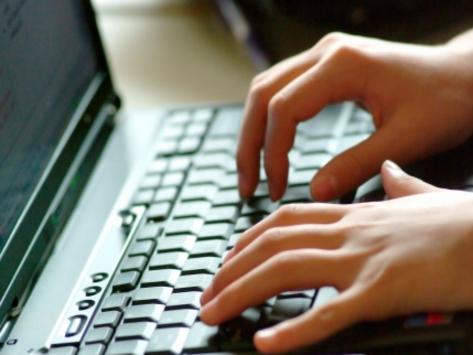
(383, 160), (405, 177)
(257, 328), (275, 340)
(312, 174), (337, 201)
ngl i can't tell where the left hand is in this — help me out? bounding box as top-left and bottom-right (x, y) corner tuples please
(200, 161), (473, 353)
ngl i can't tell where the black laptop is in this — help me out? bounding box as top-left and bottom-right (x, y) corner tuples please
(2, 1), (473, 355)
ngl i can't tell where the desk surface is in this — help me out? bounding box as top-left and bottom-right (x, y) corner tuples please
(93, 0), (256, 110)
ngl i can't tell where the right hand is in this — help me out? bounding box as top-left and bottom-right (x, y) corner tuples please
(237, 32), (473, 201)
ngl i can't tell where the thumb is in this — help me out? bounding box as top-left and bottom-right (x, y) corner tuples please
(311, 128), (400, 201)
(381, 160), (439, 198)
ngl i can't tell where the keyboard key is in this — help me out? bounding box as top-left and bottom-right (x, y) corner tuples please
(188, 168), (224, 185)
(128, 240), (155, 258)
(115, 321), (156, 341)
(148, 159), (168, 175)
(49, 347), (77, 355)
(281, 186), (312, 204)
(154, 187), (178, 203)
(157, 235), (196, 253)
(158, 309), (198, 328)
(156, 140), (179, 156)
(174, 274), (213, 293)
(218, 173), (238, 190)
(140, 174), (162, 190)
(186, 122), (207, 137)
(234, 215), (265, 233)
(106, 340), (148, 355)
(279, 289), (316, 299)
(288, 169), (315, 187)
(112, 271), (140, 292)
(147, 327), (190, 354)
(269, 297), (312, 321)
(102, 294), (130, 312)
(191, 240), (227, 257)
(141, 269), (181, 288)
(180, 184), (218, 202)
(184, 322), (219, 353)
(166, 292), (202, 310)
(124, 304), (165, 323)
(208, 107), (242, 137)
(161, 125), (185, 139)
(170, 110), (191, 125)
(94, 311), (121, 328)
(193, 108), (213, 123)
(227, 233), (241, 249)
(182, 257), (220, 275)
(135, 223), (161, 241)
(313, 286), (339, 308)
(168, 156), (191, 172)
(206, 206), (238, 223)
(297, 138), (336, 155)
(149, 252), (188, 270)
(335, 134), (368, 154)
(241, 197), (278, 215)
(132, 287), (173, 305)
(297, 104), (344, 138)
(147, 203), (172, 222)
(199, 223), (232, 240)
(178, 137), (201, 154)
(253, 183), (270, 198)
(78, 343), (104, 355)
(202, 137), (235, 153)
(173, 201), (211, 219)
(121, 256), (148, 273)
(193, 153), (231, 170)
(162, 172), (185, 187)
(84, 327), (113, 345)
(293, 153), (331, 171)
(212, 189), (240, 206)
(133, 190), (155, 205)
(166, 218), (204, 236)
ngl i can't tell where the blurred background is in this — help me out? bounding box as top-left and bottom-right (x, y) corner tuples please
(92, 0), (473, 110)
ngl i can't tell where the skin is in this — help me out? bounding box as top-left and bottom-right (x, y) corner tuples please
(201, 162), (473, 352)
(236, 31), (473, 201)
(200, 31), (473, 353)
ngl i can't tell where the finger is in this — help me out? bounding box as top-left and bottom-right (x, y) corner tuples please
(264, 46), (373, 200)
(201, 224), (346, 305)
(254, 288), (365, 353)
(311, 128), (397, 201)
(381, 160), (440, 198)
(237, 51), (318, 199)
(200, 249), (345, 325)
(224, 203), (347, 264)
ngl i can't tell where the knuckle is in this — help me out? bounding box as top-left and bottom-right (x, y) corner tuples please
(268, 93), (289, 120)
(250, 72), (267, 86)
(273, 250), (299, 272)
(329, 43), (368, 65)
(318, 31), (346, 47)
(248, 81), (270, 104)
(258, 227), (284, 252)
(274, 203), (299, 221)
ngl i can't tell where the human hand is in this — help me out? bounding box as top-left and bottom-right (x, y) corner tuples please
(237, 32), (473, 201)
(200, 161), (473, 353)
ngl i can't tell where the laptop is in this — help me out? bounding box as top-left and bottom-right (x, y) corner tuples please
(2, 1), (473, 355)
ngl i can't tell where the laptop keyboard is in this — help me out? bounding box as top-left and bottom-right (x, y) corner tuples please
(53, 103), (374, 355)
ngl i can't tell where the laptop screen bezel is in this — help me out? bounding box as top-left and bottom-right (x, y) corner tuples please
(0, 0), (119, 323)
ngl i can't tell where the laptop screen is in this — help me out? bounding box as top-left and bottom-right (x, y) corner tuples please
(0, 1), (99, 252)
